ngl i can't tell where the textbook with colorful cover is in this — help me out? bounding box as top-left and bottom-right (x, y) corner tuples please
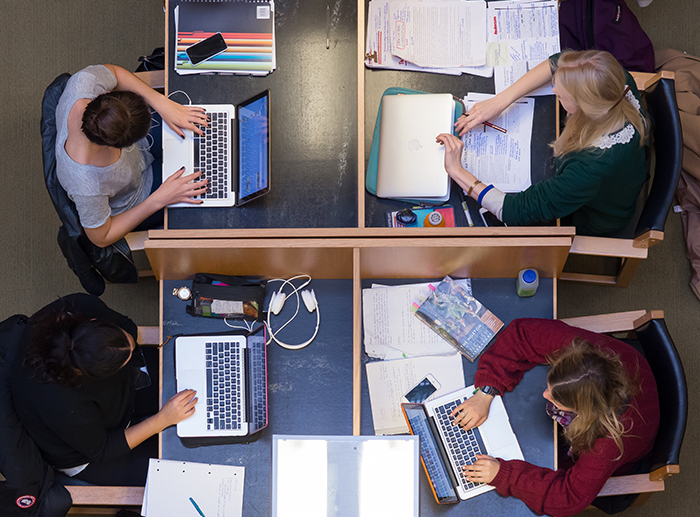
(413, 276), (503, 361)
(175, 0), (276, 76)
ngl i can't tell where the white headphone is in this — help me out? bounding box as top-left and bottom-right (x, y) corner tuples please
(266, 275), (320, 350)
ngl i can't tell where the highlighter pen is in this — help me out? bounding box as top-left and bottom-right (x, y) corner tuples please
(326, 5), (330, 49)
(483, 121), (507, 133)
(189, 497), (207, 517)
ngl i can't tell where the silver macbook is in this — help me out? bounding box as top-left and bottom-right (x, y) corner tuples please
(175, 334), (268, 438)
(376, 94), (454, 202)
(162, 90), (270, 208)
(402, 385), (523, 503)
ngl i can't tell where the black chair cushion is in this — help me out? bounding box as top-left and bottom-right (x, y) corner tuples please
(634, 78), (683, 238)
(633, 318), (688, 470)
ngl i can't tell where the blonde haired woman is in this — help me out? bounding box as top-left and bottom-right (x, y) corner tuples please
(436, 50), (648, 235)
(451, 318), (660, 516)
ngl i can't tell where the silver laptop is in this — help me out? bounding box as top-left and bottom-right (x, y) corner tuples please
(402, 385), (523, 503)
(162, 90), (271, 208)
(175, 334), (268, 438)
(376, 94), (454, 202)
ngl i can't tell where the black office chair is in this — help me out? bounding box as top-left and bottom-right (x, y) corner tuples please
(561, 311), (688, 513)
(560, 72), (684, 287)
(41, 73), (139, 296)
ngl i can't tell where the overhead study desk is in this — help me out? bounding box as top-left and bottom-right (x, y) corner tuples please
(159, 274), (554, 516)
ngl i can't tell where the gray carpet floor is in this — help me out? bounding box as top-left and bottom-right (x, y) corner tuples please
(0, 0), (697, 515)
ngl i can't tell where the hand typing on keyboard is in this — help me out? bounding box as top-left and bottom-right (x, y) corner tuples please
(153, 166), (209, 206)
(463, 454), (500, 484)
(451, 390), (493, 430)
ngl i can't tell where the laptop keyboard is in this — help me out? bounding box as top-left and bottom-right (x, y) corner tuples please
(194, 110), (230, 200)
(248, 340), (267, 433)
(408, 413), (455, 499)
(205, 341), (245, 430)
(434, 397), (485, 491)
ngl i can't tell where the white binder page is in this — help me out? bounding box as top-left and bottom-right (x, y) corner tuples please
(390, 1), (487, 68)
(142, 459), (244, 517)
(461, 92), (535, 193)
(366, 353), (465, 435)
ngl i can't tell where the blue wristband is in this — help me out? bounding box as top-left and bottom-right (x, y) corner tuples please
(478, 184), (495, 204)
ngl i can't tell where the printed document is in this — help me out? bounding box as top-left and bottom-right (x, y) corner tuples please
(390, 1), (487, 68)
(365, 0), (492, 77)
(487, 0), (560, 94)
(461, 92), (535, 192)
(366, 353), (465, 435)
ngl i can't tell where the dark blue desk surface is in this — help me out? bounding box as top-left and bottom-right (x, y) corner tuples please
(161, 278), (553, 516)
(361, 278), (554, 517)
(166, 0), (359, 230)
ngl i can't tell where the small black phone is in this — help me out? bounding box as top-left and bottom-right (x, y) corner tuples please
(186, 33), (227, 66)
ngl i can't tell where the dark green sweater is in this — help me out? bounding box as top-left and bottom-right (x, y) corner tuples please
(502, 55), (647, 236)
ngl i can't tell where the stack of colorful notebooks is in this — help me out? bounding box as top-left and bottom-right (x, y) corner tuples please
(175, 0), (276, 76)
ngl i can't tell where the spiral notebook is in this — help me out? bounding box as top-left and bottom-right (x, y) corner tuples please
(175, 0), (276, 76)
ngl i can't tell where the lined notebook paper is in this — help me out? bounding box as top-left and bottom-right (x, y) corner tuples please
(142, 459), (244, 517)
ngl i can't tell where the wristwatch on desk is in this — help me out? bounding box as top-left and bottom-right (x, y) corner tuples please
(478, 386), (501, 397)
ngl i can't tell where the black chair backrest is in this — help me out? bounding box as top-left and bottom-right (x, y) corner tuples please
(634, 77), (683, 238)
(634, 318), (688, 470)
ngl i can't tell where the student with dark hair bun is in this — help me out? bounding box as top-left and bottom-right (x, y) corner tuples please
(451, 318), (660, 516)
(56, 64), (210, 248)
(11, 294), (196, 486)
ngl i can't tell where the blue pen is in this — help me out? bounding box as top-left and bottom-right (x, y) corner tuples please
(189, 497), (206, 517)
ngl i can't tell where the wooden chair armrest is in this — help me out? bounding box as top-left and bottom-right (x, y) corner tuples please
(569, 236), (648, 259)
(137, 326), (160, 345)
(560, 311), (648, 333)
(649, 464), (680, 481)
(133, 70), (165, 89)
(66, 486), (144, 506)
(633, 230), (664, 249)
(125, 231), (149, 252)
(630, 70), (675, 91)
(597, 474), (665, 497)
(631, 310), (665, 329)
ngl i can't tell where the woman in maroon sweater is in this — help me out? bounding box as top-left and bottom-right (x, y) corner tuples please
(451, 318), (660, 516)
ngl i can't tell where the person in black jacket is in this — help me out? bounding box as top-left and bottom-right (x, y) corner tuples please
(10, 294), (196, 486)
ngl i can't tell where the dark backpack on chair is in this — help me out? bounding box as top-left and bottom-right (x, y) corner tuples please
(0, 315), (72, 517)
(559, 0), (655, 72)
(40, 74), (139, 296)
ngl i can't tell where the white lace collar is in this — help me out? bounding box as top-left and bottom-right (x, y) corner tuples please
(593, 90), (641, 149)
(594, 124), (635, 149)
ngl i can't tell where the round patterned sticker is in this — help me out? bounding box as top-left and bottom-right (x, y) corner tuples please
(16, 495), (36, 508)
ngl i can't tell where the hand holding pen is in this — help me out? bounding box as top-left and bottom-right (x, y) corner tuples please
(454, 95), (509, 136)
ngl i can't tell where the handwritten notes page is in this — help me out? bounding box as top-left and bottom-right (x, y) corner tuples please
(366, 354), (465, 435)
(142, 459), (244, 517)
(362, 281), (472, 359)
(390, 1), (487, 68)
(461, 92), (535, 192)
(487, 0), (560, 94)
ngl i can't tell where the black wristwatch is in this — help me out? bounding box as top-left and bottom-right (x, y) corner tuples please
(478, 386), (501, 397)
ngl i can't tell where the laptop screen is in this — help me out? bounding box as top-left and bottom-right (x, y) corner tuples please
(402, 404), (459, 504)
(238, 90), (270, 205)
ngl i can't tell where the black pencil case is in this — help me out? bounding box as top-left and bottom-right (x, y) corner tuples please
(186, 273), (267, 321)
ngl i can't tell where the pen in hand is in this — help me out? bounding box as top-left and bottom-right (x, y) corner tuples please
(482, 120), (507, 133)
(189, 497), (207, 517)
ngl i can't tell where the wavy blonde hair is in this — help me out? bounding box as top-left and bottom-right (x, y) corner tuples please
(552, 50), (647, 157)
(547, 339), (638, 458)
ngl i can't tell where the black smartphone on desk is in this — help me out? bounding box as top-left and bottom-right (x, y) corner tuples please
(186, 32), (227, 66)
